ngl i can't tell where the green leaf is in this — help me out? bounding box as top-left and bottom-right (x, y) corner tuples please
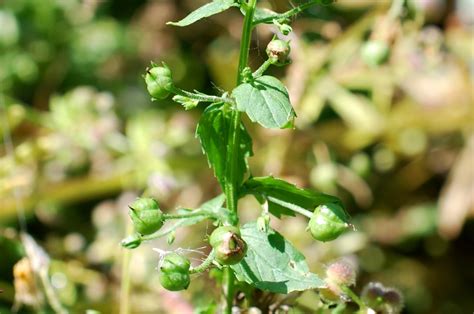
(240, 7), (279, 23)
(168, 0), (237, 27)
(231, 222), (325, 293)
(196, 103), (253, 191)
(241, 176), (346, 218)
(232, 76), (296, 129)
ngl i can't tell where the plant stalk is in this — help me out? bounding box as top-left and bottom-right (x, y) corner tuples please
(222, 1), (258, 313)
(253, 59), (273, 78)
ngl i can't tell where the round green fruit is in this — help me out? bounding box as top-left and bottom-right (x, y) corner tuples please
(128, 198), (164, 235)
(144, 63), (174, 99)
(308, 204), (350, 242)
(159, 253), (191, 291)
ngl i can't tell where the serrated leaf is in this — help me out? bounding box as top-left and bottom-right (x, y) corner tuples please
(196, 104), (253, 191)
(231, 222), (325, 293)
(241, 176), (346, 218)
(168, 0), (237, 27)
(233, 76), (296, 129)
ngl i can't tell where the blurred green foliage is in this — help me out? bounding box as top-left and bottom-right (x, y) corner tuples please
(0, 0), (473, 313)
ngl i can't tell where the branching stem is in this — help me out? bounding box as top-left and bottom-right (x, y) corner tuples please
(170, 86), (234, 104)
(253, 59), (273, 78)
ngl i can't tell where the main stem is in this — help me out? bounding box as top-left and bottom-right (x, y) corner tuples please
(222, 1), (257, 313)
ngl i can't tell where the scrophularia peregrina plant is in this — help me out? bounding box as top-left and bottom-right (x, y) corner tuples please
(121, 1), (403, 312)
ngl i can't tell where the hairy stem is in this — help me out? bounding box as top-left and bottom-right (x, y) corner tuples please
(253, 59), (273, 78)
(222, 1), (258, 313)
(163, 212), (208, 220)
(170, 86), (233, 104)
(189, 250), (216, 274)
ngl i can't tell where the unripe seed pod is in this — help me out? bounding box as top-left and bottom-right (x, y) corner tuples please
(308, 204), (350, 242)
(266, 39), (291, 66)
(210, 226), (247, 265)
(144, 63), (174, 100)
(121, 233), (142, 249)
(161, 252), (191, 273)
(128, 198), (164, 235)
(159, 253), (191, 291)
(361, 40), (390, 67)
(159, 271), (190, 291)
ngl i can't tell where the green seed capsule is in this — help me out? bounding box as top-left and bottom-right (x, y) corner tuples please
(160, 253), (191, 273)
(144, 63), (174, 100)
(159, 253), (191, 291)
(209, 226), (247, 265)
(308, 204), (350, 242)
(128, 198), (164, 235)
(361, 40), (390, 67)
(266, 39), (291, 66)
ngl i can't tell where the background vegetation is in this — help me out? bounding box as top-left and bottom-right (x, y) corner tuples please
(0, 0), (473, 313)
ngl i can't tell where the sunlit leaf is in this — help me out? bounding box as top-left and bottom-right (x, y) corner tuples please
(231, 222), (325, 293)
(241, 176), (346, 218)
(233, 76), (296, 129)
(168, 0), (237, 27)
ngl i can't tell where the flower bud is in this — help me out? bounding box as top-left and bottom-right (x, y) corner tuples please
(144, 63), (174, 100)
(128, 198), (164, 235)
(209, 226), (247, 265)
(159, 253), (191, 291)
(325, 260), (356, 288)
(361, 40), (390, 67)
(266, 39), (291, 66)
(308, 204), (350, 242)
(121, 233), (142, 249)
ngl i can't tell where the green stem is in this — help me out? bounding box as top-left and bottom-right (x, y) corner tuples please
(253, 59), (273, 78)
(252, 0), (334, 25)
(267, 196), (313, 218)
(189, 249), (216, 274)
(221, 1), (258, 313)
(170, 86), (233, 104)
(163, 212), (208, 220)
(224, 267), (235, 314)
(237, 0), (258, 84)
